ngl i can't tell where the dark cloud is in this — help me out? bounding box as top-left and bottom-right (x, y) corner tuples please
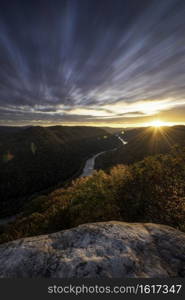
(0, 0), (185, 126)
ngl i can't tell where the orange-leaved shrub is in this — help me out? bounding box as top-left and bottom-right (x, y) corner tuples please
(0, 147), (185, 243)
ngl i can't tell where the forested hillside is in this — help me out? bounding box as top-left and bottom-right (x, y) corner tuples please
(0, 146), (185, 243)
(95, 125), (185, 170)
(0, 126), (119, 217)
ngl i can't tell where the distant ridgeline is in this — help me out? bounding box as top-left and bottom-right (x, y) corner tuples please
(0, 126), (120, 217)
(95, 125), (185, 170)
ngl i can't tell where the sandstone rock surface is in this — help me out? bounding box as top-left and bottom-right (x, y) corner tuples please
(0, 221), (185, 278)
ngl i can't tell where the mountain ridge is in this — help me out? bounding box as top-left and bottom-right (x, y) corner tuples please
(0, 125), (119, 217)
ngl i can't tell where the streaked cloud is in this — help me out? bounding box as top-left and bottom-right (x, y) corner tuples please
(0, 0), (185, 127)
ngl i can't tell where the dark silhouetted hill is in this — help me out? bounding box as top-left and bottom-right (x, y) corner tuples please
(0, 146), (185, 244)
(0, 125), (119, 217)
(95, 125), (185, 170)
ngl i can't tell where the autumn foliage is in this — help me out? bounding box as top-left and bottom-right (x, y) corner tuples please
(0, 146), (185, 243)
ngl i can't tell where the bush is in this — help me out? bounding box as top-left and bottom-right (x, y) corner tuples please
(0, 147), (185, 243)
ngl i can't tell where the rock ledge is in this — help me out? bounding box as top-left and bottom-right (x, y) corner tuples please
(0, 221), (185, 278)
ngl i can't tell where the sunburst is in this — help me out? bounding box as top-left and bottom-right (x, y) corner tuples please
(150, 120), (167, 128)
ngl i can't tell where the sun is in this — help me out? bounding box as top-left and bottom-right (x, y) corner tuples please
(150, 120), (166, 128)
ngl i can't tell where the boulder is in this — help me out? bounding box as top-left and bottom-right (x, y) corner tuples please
(0, 221), (185, 278)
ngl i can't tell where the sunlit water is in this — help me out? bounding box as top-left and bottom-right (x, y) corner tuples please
(80, 136), (127, 178)
(0, 136), (127, 224)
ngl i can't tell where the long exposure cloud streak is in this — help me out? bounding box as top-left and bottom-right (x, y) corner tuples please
(0, 0), (185, 126)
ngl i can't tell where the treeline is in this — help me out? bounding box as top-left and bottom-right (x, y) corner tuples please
(95, 125), (185, 170)
(0, 146), (185, 243)
(0, 126), (119, 217)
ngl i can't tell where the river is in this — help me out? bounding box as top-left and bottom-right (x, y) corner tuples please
(0, 215), (17, 226)
(0, 135), (127, 225)
(80, 135), (127, 178)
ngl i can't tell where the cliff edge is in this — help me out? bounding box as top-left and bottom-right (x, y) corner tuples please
(0, 222), (185, 278)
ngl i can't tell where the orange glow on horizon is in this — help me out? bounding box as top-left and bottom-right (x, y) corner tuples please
(149, 120), (170, 128)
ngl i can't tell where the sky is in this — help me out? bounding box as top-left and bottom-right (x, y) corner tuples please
(0, 0), (185, 127)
